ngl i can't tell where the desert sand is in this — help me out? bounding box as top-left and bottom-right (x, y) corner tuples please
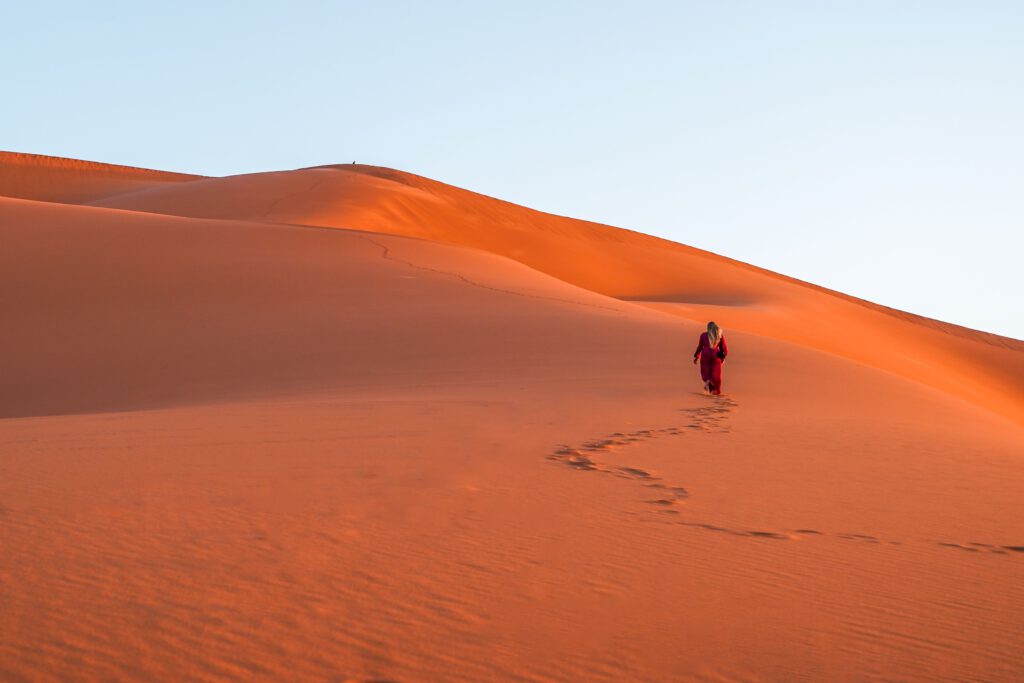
(1, 151), (1021, 682)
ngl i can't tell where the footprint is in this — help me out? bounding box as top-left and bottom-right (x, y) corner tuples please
(838, 533), (879, 543)
(548, 447), (602, 471)
(680, 521), (731, 533)
(617, 466), (656, 480)
(935, 542), (1023, 556)
(747, 530), (790, 540)
(939, 542), (980, 553)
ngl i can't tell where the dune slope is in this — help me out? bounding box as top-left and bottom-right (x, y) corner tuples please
(87, 164), (1024, 424)
(0, 196), (666, 419)
(0, 154), (1022, 682)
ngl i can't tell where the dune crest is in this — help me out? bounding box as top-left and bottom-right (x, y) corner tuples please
(0, 151), (201, 204)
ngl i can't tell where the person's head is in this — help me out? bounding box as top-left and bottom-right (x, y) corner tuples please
(707, 321), (722, 346)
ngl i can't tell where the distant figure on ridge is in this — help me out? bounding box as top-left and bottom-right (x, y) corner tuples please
(693, 321), (728, 395)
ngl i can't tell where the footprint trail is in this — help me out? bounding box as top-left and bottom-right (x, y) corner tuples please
(546, 394), (1021, 558)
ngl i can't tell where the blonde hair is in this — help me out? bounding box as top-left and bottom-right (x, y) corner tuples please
(707, 321), (722, 348)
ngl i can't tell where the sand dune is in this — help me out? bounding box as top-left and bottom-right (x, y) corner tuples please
(1, 153), (1022, 682)
(0, 195), (670, 418)
(88, 163), (1024, 424)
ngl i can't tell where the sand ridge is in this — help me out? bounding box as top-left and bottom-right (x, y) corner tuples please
(0, 151), (202, 204)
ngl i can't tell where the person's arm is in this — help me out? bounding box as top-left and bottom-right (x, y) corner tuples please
(717, 336), (728, 360)
(693, 335), (704, 363)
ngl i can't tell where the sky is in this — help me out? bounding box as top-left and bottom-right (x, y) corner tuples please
(3, 1), (1022, 339)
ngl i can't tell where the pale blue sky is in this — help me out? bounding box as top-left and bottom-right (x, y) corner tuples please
(3, 1), (1021, 338)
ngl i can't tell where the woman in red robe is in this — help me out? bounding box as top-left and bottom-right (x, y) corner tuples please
(693, 321), (728, 395)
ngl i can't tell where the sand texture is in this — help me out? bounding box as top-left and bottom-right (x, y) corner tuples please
(1, 152), (1022, 682)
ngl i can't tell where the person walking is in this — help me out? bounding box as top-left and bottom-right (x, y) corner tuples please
(693, 321), (728, 395)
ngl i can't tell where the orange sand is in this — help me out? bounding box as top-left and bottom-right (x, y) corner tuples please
(1, 152), (1022, 682)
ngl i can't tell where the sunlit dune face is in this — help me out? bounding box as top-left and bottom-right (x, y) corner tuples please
(76, 159), (1023, 425)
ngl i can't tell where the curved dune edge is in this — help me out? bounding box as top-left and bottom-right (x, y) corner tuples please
(0, 150), (202, 204)
(70, 160), (1023, 424)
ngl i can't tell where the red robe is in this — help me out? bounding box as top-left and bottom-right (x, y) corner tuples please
(693, 332), (728, 394)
